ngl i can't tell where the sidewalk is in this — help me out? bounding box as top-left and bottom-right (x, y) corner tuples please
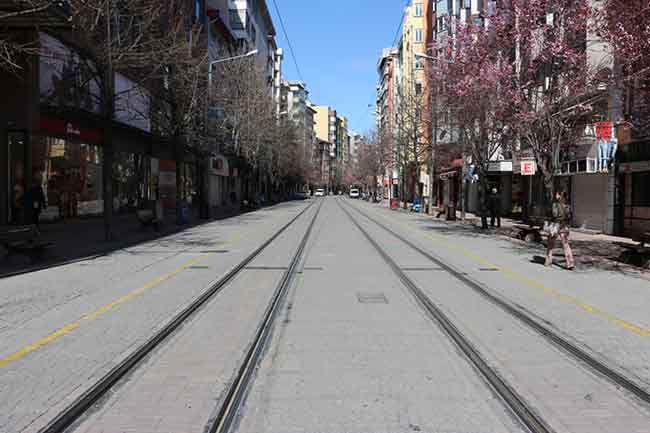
(0, 206), (240, 277)
(384, 200), (649, 275)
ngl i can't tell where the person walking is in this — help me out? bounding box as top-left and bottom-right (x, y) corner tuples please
(25, 177), (47, 230)
(488, 187), (501, 228)
(545, 191), (575, 270)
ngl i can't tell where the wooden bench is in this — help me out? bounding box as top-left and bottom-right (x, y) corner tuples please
(136, 209), (161, 232)
(0, 225), (53, 262)
(512, 218), (545, 243)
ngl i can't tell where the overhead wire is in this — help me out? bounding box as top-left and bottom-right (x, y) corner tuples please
(271, 0), (304, 82)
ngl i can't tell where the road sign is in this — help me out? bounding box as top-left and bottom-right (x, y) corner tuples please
(521, 160), (537, 176)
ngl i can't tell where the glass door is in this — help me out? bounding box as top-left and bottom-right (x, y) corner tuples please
(8, 131), (26, 224)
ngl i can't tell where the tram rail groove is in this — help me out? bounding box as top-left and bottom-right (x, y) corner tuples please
(38, 202), (317, 433)
(343, 199), (650, 407)
(337, 199), (552, 433)
(209, 200), (323, 433)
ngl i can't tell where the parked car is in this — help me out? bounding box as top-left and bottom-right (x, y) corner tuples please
(293, 191), (308, 200)
(349, 188), (360, 199)
(315, 188), (325, 197)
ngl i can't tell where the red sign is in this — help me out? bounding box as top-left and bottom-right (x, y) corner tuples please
(595, 122), (613, 141)
(521, 160), (537, 176)
(40, 116), (102, 143)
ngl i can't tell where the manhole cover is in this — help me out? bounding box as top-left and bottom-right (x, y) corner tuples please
(357, 292), (388, 304)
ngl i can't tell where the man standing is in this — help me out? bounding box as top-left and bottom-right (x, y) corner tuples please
(488, 187), (501, 228)
(25, 177), (47, 230)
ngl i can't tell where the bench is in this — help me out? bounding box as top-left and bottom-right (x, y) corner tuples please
(136, 209), (161, 232)
(617, 232), (650, 268)
(512, 218), (545, 243)
(0, 225), (53, 262)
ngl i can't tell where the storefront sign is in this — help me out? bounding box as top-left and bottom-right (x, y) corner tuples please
(521, 160), (537, 176)
(40, 116), (102, 143)
(210, 155), (229, 177)
(620, 161), (650, 173)
(488, 161), (513, 172)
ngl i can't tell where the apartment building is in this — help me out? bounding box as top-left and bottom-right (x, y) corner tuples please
(280, 80), (316, 170)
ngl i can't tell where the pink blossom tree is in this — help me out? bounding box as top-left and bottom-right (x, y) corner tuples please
(442, 16), (518, 223)
(507, 0), (598, 204)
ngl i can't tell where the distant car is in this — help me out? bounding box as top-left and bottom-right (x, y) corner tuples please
(294, 191), (308, 200)
(349, 188), (360, 199)
(315, 188), (325, 197)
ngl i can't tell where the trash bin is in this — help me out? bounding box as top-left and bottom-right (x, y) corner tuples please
(446, 204), (456, 221)
(390, 198), (399, 210)
(178, 203), (189, 225)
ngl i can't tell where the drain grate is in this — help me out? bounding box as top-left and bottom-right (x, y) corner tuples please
(357, 292), (388, 304)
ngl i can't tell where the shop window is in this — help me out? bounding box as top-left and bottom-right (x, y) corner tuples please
(631, 172), (650, 206)
(33, 136), (104, 219)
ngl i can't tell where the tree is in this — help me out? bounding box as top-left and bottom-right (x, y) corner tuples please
(507, 0), (598, 204)
(442, 16), (518, 224)
(0, 0), (65, 72)
(55, 0), (200, 239)
(597, 0), (650, 138)
(209, 54), (277, 201)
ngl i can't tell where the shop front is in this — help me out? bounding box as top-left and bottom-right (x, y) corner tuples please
(619, 160), (650, 236)
(6, 116), (104, 224)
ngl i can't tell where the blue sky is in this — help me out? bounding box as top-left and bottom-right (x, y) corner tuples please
(269, 0), (405, 134)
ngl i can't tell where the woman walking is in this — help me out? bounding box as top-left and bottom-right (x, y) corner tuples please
(545, 191), (575, 269)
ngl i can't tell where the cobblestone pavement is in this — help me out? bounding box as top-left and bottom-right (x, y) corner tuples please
(5, 197), (650, 433)
(0, 201), (310, 433)
(346, 199), (650, 433)
(67, 203), (320, 433)
(236, 198), (526, 433)
(351, 200), (650, 392)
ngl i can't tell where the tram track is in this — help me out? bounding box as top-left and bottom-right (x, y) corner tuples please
(340, 198), (650, 410)
(38, 201), (320, 433)
(337, 199), (554, 433)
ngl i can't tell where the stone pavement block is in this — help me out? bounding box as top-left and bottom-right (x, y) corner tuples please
(355, 200), (650, 390)
(0, 202), (311, 433)
(235, 199), (525, 433)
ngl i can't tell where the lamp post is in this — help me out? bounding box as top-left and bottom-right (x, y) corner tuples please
(415, 52), (443, 216)
(202, 49), (258, 218)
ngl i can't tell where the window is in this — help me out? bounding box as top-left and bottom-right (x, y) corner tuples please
(415, 82), (423, 95)
(229, 9), (244, 29)
(414, 3), (423, 16)
(415, 28), (423, 43)
(632, 172), (650, 206)
(415, 58), (424, 69)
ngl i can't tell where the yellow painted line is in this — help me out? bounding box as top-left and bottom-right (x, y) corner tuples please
(378, 209), (650, 337)
(0, 229), (245, 369)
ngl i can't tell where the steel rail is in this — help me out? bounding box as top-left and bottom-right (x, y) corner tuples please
(337, 199), (553, 433)
(39, 201), (317, 433)
(343, 199), (650, 407)
(208, 200), (323, 433)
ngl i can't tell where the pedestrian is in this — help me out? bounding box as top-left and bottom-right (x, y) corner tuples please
(545, 190), (575, 270)
(488, 187), (501, 228)
(25, 177), (47, 230)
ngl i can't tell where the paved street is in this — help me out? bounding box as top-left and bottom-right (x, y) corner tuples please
(2, 197), (650, 433)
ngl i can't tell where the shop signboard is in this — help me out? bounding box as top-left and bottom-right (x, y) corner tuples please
(488, 161), (513, 172)
(210, 155), (229, 176)
(521, 160), (537, 176)
(620, 161), (650, 173)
